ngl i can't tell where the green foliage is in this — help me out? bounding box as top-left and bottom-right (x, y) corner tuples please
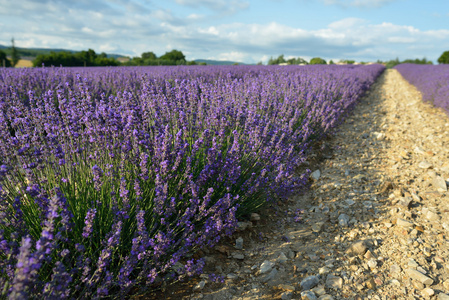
(268, 55), (286, 65)
(310, 57), (327, 65)
(32, 49), (119, 67)
(10, 38), (20, 67)
(383, 57), (432, 69)
(141, 51), (157, 60)
(340, 59), (355, 64)
(329, 60), (335, 65)
(123, 50), (196, 66)
(437, 51), (449, 64)
(0, 50), (12, 67)
(160, 49), (186, 63)
(268, 55), (308, 65)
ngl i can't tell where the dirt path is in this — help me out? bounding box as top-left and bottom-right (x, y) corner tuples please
(148, 69), (449, 300)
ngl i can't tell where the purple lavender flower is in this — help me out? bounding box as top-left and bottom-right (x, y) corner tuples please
(82, 208), (97, 239)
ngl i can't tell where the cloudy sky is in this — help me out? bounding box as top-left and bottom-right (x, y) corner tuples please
(1, 0), (448, 64)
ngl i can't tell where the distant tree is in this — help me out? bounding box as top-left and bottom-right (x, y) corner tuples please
(385, 58), (400, 69)
(268, 54), (286, 65)
(402, 58), (432, 65)
(256, 61), (263, 65)
(329, 60), (335, 65)
(309, 57), (327, 65)
(142, 52), (157, 60)
(437, 51), (449, 64)
(11, 38), (20, 67)
(32, 49), (118, 67)
(0, 50), (12, 67)
(160, 50), (185, 62)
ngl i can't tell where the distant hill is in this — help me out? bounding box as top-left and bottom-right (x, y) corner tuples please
(0, 44), (125, 59)
(194, 59), (247, 65)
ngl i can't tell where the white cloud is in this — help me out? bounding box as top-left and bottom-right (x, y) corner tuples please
(174, 0), (249, 13)
(322, 0), (397, 8)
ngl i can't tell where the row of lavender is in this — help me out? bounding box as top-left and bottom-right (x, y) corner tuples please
(0, 65), (384, 298)
(395, 64), (449, 115)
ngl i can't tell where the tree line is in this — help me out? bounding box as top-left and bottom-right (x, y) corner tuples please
(2, 41), (449, 68)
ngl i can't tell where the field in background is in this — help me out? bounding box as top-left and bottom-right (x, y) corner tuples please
(15, 59), (33, 67)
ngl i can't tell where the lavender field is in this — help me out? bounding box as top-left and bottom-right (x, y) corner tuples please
(395, 64), (449, 115)
(0, 64), (384, 298)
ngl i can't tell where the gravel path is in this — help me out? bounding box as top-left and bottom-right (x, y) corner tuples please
(147, 69), (449, 300)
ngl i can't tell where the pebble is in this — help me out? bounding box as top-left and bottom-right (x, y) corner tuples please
(301, 291), (318, 300)
(236, 221), (251, 231)
(408, 259), (419, 268)
(397, 197), (412, 209)
(312, 285), (326, 296)
(365, 278), (377, 290)
(260, 260), (275, 274)
(367, 259), (377, 269)
(261, 268), (278, 283)
(396, 218), (414, 228)
(433, 176), (448, 192)
(325, 274), (343, 289)
(311, 170), (321, 180)
(300, 275), (320, 291)
(390, 264), (401, 275)
(278, 284), (295, 292)
(250, 213), (261, 221)
(418, 161), (433, 169)
(231, 252), (244, 260)
(193, 280), (206, 291)
(281, 291), (293, 300)
(346, 240), (369, 256)
(406, 268), (434, 285)
(439, 294), (449, 300)
(277, 252), (289, 263)
(318, 295), (334, 300)
(421, 288), (435, 297)
(312, 222), (325, 233)
(338, 214), (350, 227)
(235, 237), (243, 250)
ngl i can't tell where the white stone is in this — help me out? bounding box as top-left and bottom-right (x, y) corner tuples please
(311, 170), (321, 180)
(260, 260), (275, 274)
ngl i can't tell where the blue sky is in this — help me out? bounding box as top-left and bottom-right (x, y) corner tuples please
(1, 0), (448, 63)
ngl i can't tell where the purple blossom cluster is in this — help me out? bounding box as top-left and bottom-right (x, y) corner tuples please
(0, 64), (384, 298)
(395, 64), (449, 115)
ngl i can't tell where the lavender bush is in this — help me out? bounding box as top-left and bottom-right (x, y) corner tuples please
(395, 64), (449, 115)
(0, 64), (384, 298)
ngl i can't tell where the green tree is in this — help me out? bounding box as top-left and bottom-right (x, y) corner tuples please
(11, 38), (20, 67)
(160, 50), (185, 63)
(329, 60), (335, 65)
(268, 54), (286, 65)
(437, 51), (449, 64)
(309, 57), (327, 65)
(0, 50), (12, 67)
(142, 51), (157, 60)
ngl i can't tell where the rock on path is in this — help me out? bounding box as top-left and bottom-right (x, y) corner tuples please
(151, 69), (449, 300)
